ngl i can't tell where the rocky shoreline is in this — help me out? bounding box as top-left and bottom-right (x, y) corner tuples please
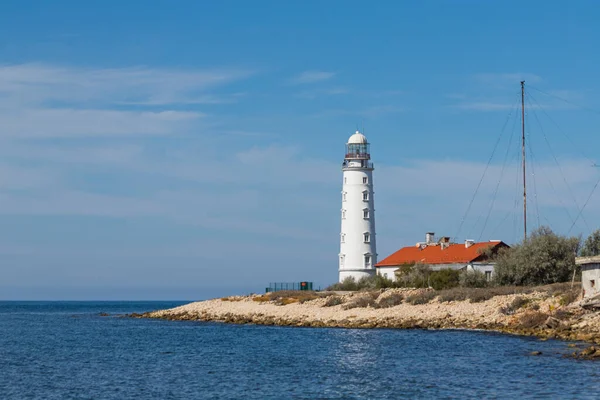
(132, 288), (600, 360)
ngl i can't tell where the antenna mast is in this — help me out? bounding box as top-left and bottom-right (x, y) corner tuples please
(521, 81), (527, 241)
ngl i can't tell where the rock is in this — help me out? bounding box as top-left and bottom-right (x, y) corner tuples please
(530, 351), (543, 356)
(544, 317), (561, 329)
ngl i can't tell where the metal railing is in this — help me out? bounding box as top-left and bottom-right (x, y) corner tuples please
(265, 282), (313, 292)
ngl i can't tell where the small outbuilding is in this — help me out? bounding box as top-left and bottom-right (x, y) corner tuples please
(576, 256), (600, 299)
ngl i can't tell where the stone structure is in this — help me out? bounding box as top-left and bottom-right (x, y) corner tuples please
(338, 131), (377, 282)
(576, 255), (600, 299)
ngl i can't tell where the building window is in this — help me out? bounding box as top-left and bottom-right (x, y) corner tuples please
(340, 233), (345, 243)
(362, 191), (369, 201)
(485, 271), (492, 281)
(363, 176), (368, 184)
(344, 177), (347, 184)
(340, 254), (345, 267)
(342, 191), (347, 202)
(364, 255), (371, 267)
(341, 209), (346, 219)
(363, 209), (369, 219)
(363, 232), (370, 243)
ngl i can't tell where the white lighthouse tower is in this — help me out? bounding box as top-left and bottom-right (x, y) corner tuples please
(338, 130), (377, 282)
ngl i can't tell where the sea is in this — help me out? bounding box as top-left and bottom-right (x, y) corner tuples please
(0, 301), (598, 399)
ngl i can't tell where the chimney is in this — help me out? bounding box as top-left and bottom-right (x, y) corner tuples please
(425, 232), (435, 245)
(465, 239), (475, 248)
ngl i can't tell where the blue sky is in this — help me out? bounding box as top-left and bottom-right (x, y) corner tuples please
(1, 1), (599, 299)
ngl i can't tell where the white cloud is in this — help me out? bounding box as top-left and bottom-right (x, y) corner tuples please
(289, 70), (336, 85)
(0, 108), (203, 138)
(0, 63), (254, 139)
(0, 63), (255, 106)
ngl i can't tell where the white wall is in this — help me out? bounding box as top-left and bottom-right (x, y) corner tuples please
(582, 264), (600, 298)
(339, 167), (376, 282)
(376, 266), (398, 281)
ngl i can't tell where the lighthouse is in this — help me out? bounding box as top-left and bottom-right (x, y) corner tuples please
(338, 130), (377, 282)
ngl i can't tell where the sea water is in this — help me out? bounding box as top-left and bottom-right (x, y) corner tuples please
(0, 301), (598, 399)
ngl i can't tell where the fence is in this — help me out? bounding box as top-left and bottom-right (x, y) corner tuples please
(266, 282), (313, 292)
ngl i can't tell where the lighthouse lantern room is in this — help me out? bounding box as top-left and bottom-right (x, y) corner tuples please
(339, 131), (377, 283)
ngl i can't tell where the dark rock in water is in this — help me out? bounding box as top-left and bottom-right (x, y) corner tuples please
(530, 351), (542, 356)
(98, 312), (109, 317)
(569, 345), (600, 360)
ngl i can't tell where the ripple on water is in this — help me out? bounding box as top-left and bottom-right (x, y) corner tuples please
(0, 301), (598, 399)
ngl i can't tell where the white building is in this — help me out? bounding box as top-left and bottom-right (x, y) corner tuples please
(576, 256), (600, 299)
(376, 232), (509, 282)
(338, 131), (377, 282)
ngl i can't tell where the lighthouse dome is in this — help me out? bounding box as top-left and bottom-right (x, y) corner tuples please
(347, 131), (368, 144)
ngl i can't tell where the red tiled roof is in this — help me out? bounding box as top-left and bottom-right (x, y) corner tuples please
(375, 241), (508, 267)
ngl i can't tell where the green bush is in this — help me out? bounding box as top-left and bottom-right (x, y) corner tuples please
(459, 270), (489, 288)
(326, 274), (399, 291)
(429, 268), (460, 290)
(580, 229), (600, 257)
(493, 226), (579, 286)
(327, 276), (359, 291)
(395, 263), (431, 288)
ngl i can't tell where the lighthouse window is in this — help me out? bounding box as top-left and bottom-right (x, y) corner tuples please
(363, 209), (370, 219)
(341, 209), (346, 219)
(340, 233), (346, 243)
(362, 192), (369, 201)
(363, 232), (370, 243)
(363, 177), (368, 184)
(342, 192), (347, 202)
(364, 255), (371, 266)
(340, 255), (345, 267)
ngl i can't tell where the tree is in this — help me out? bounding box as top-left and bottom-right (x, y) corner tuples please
(493, 226), (580, 286)
(580, 229), (600, 257)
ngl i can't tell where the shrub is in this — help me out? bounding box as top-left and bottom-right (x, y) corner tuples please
(429, 268), (460, 290)
(437, 287), (469, 303)
(323, 295), (344, 307)
(499, 296), (529, 315)
(493, 226), (580, 286)
(395, 263), (431, 288)
(406, 291), (436, 305)
(467, 289), (494, 303)
(459, 270), (489, 288)
(518, 311), (549, 329)
(553, 309), (573, 320)
(327, 276), (359, 291)
(559, 290), (579, 306)
(580, 229), (600, 257)
(342, 293), (379, 310)
(375, 292), (404, 308)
